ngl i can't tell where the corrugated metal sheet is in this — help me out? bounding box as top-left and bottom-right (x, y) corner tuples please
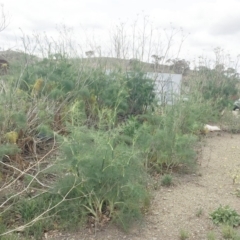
(146, 72), (182, 105)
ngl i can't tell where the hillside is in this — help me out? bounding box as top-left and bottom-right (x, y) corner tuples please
(0, 50), (175, 74)
(0, 49), (40, 65)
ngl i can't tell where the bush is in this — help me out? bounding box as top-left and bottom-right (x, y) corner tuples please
(82, 67), (155, 127)
(207, 231), (216, 240)
(124, 67), (155, 116)
(191, 67), (239, 113)
(21, 54), (79, 99)
(135, 110), (198, 173)
(210, 205), (240, 227)
(179, 229), (189, 240)
(161, 174), (173, 187)
(221, 225), (240, 239)
(55, 126), (150, 230)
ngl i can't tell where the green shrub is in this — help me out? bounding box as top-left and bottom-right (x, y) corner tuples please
(196, 207), (203, 217)
(221, 225), (240, 239)
(179, 229), (189, 240)
(82, 67), (155, 127)
(21, 54), (78, 98)
(210, 205), (240, 227)
(207, 231), (216, 240)
(191, 67), (239, 114)
(161, 174), (173, 187)
(236, 189), (240, 198)
(56, 126), (150, 230)
(138, 125), (197, 172)
(124, 68), (155, 116)
(6, 189), (86, 239)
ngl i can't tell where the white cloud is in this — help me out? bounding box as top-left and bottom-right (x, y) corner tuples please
(0, 0), (239, 66)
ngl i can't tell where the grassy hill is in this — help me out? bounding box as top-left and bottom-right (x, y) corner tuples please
(0, 49), (40, 65)
(75, 56), (173, 73)
(0, 50), (173, 73)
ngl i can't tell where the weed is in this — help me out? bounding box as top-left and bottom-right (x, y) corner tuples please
(210, 205), (240, 227)
(179, 229), (189, 240)
(222, 225), (240, 239)
(161, 174), (173, 187)
(230, 169), (240, 184)
(136, 112), (199, 173)
(0, 234), (20, 240)
(57, 127), (150, 231)
(15, 197), (54, 239)
(234, 234), (240, 240)
(236, 189), (240, 198)
(220, 110), (240, 134)
(196, 207), (203, 217)
(193, 65), (239, 114)
(207, 231), (216, 240)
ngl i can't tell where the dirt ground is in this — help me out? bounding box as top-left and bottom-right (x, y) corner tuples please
(48, 132), (240, 240)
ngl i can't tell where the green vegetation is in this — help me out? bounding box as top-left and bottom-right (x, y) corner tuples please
(236, 189), (240, 198)
(222, 225), (240, 239)
(207, 231), (216, 240)
(210, 205), (240, 227)
(196, 207), (203, 217)
(0, 23), (240, 239)
(161, 174), (173, 187)
(179, 229), (189, 240)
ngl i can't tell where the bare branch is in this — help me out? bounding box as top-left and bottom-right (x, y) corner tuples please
(0, 177), (86, 237)
(0, 143), (57, 193)
(0, 4), (9, 32)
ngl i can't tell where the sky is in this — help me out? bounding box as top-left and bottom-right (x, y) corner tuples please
(0, 0), (240, 69)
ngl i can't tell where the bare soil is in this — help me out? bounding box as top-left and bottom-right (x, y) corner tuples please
(48, 132), (240, 240)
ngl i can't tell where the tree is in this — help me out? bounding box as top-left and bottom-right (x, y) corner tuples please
(85, 50), (94, 57)
(169, 58), (190, 75)
(225, 67), (239, 78)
